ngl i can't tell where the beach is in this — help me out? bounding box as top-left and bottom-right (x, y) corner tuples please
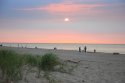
(0, 46), (125, 83)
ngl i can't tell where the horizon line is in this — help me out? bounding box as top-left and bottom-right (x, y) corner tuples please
(1, 42), (125, 45)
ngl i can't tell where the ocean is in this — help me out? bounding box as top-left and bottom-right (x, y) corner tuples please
(1, 43), (125, 54)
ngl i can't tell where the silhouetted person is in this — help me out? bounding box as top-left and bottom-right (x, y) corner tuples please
(0, 44), (2, 47)
(35, 46), (37, 49)
(79, 47), (81, 52)
(94, 49), (96, 53)
(84, 46), (87, 53)
(54, 47), (57, 50)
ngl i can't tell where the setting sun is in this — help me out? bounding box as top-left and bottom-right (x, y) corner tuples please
(64, 18), (69, 22)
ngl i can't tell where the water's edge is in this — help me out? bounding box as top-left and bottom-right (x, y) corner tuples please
(1, 43), (125, 54)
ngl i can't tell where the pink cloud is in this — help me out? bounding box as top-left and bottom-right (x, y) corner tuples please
(18, 3), (107, 14)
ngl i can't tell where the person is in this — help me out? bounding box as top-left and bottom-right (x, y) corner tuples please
(54, 47), (57, 50)
(79, 47), (81, 52)
(18, 44), (19, 47)
(0, 44), (2, 47)
(94, 49), (96, 53)
(84, 46), (87, 53)
(35, 46), (37, 49)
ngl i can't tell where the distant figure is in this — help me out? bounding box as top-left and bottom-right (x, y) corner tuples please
(0, 44), (2, 47)
(35, 46), (37, 49)
(79, 47), (81, 52)
(25, 44), (27, 48)
(84, 46), (87, 53)
(54, 47), (57, 50)
(94, 49), (96, 53)
(18, 44), (19, 47)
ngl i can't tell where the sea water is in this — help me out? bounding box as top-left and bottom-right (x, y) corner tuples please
(2, 43), (125, 54)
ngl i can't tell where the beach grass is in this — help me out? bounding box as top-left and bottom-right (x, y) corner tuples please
(0, 50), (23, 83)
(23, 54), (41, 67)
(40, 53), (60, 71)
(0, 50), (60, 83)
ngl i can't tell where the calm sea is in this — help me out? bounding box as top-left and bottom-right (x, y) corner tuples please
(1, 43), (125, 54)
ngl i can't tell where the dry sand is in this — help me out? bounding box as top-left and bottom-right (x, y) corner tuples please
(0, 46), (125, 83)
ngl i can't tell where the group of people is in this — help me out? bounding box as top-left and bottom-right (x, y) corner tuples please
(79, 46), (87, 52)
(79, 46), (96, 53)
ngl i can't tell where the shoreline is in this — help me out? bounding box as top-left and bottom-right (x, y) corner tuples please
(0, 46), (124, 55)
(1, 43), (125, 54)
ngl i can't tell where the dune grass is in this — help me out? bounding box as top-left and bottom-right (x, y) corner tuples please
(0, 50), (24, 83)
(40, 53), (60, 71)
(23, 54), (41, 67)
(0, 49), (60, 83)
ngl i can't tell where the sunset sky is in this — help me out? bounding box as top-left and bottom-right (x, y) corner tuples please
(0, 0), (125, 44)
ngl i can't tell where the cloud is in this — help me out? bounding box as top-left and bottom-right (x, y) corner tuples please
(62, 0), (101, 3)
(17, 3), (107, 15)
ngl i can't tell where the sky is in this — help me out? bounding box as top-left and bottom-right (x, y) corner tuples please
(0, 0), (125, 44)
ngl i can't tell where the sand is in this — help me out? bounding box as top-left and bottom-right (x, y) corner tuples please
(0, 46), (125, 83)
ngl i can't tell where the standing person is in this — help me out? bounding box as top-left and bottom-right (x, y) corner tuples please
(79, 47), (81, 52)
(18, 44), (19, 48)
(0, 44), (2, 47)
(94, 49), (96, 53)
(84, 46), (87, 53)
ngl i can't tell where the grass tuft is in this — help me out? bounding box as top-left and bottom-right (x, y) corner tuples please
(40, 53), (60, 71)
(23, 54), (40, 67)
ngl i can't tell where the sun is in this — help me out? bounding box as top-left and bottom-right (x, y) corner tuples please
(64, 18), (69, 22)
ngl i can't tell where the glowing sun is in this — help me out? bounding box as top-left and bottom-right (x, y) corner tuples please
(64, 18), (69, 22)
